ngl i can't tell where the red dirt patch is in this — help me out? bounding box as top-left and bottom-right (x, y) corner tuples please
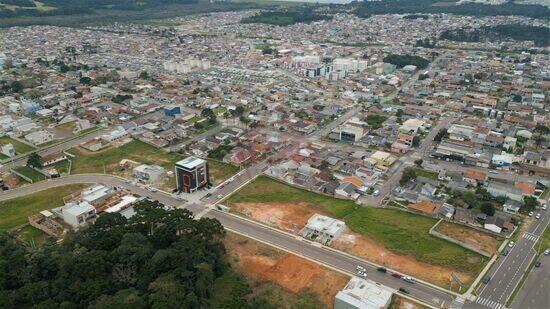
(232, 202), (322, 234)
(224, 233), (348, 307)
(332, 229), (473, 289)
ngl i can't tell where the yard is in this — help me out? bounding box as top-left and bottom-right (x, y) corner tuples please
(0, 184), (88, 230)
(15, 225), (51, 246)
(0, 136), (36, 157)
(13, 166), (46, 182)
(225, 176), (487, 288)
(414, 168), (439, 181)
(435, 221), (502, 255)
(207, 158), (239, 185)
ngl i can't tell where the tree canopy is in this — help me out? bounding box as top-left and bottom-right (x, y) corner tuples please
(0, 200), (232, 308)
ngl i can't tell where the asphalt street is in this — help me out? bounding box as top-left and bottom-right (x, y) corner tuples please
(511, 247), (550, 309)
(466, 208), (550, 309)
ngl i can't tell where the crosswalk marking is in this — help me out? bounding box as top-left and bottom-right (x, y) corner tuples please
(475, 297), (504, 309)
(523, 233), (539, 241)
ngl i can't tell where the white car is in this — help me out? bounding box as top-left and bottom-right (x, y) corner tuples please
(508, 241), (515, 248)
(403, 276), (414, 283)
(536, 213), (541, 219)
(373, 189), (380, 196)
(217, 194), (223, 199)
(356, 265), (366, 272)
(543, 205), (547, 211)
(356, 271), (367, 278)
(544, 249), (550, 256)
(529, 212), (534, 217)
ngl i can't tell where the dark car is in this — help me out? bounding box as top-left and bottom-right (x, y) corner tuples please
(392, 273), (402, 279)
(399, 287), (410, 294)
(377, 267), (387, 273)
(502, 250), (509, 256)
(482, 276), (491, 284)
(535, 261), (541, 268)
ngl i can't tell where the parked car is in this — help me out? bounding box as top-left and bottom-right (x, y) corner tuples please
(217, 194), (223, 199)
(502, 250), (509, 256)
(535, 261), (541, 268)
(544, 249), (550, 256)
(543, 204), (547, 211)
(399, 287), (410, 294)
(373, 189), (380, 196)
(529, 211), (534, 217)
(377, 267), (387, 273)
(392, 273), (402, 279)
(403, 276), (414, 283)
(482, 276), (491, 284)
(489, 170), (498, 174)
(508, 241), (515, 248)
(356, 270), (367, 278)
(536, 213), (541, 219)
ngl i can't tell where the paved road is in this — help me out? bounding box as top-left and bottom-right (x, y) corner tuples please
(466, 209), (550, 309)
(1, 174), (455, 308)
(511, 246), (550, 309)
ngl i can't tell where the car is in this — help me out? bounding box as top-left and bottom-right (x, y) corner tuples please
(536, 213), (541, 219)
(356, 265), (366, 272)
(403, 276), (414, 283)
(356, 271), (367, 278)
(204, 193), (212, 198)
(482, 276), (491, 284)
(373, 189), (380, 196)
(489, 170), (498, 174)
(508, 241), (515, 248)
(392, 273), (402, 279)
(502, 250), (509, 256)
(535, 261), (542, 268)
(543, 249), (550, 256)
(217, 194), (223, 199)
(529, 211), (534, 217)
(543, 205), (547, 211)
(377, 267), (387, 273)
(399, 287), (410, 294)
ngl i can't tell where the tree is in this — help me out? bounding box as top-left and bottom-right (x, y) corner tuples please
(434, 128), (447, 142)
(480, 202), (495, 216)
(79, 76), (92, 84)
(27, 152), (42, 168)
(399, 168), (417, 185)
(414, 159), (423, 167)
(201, 108), (216, 124)
(412, 136), (421, 147)
(523, 196), (538, 212)
(139, 71), (149, 79)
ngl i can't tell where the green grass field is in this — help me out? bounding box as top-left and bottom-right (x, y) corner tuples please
(69, 140), (183, 174)
(225, 176), (357, 218)
(0, 184), (88, 230)
(226, 176), (485, 275)
(69, 139), (237, 184)
(207, 159), (239, 185)
(0, 136), (36, 156)
(414, 168), (439, 181)
(13, 166), (46, 182)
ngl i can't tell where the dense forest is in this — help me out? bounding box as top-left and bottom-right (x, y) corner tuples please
(240, 7), (332, 26)
(383, 54), (430, 69)
(440, 24), (550, 47)
(0, 200), (277, 308)
(352, 0), (550, 19)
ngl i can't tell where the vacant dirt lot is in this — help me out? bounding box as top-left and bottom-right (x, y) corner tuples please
(232, 201), (321, 234)
(224, 233), (348, 307)
(435, 221), (501, 255)
(332, 229), (478, 289)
